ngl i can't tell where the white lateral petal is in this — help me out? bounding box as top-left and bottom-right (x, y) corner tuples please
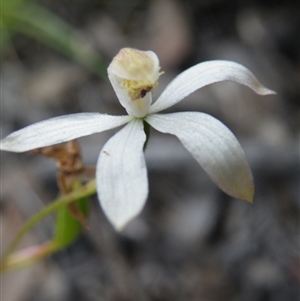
(150, 60), (276, 113)
(146, 112), (254, 202)
(0, 113), (132, 152)
(97, 119), (148, 230)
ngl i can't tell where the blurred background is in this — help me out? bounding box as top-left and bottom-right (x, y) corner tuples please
(1, 0), (299, 300)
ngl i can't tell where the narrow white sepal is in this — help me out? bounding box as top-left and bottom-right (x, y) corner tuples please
(146, 112), (254, 202)
(97, 119), (148, 230)
(0, 113), (132, 152)
(150, 60), (276, 113)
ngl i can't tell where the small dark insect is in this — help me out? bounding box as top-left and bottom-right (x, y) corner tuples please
(140, 89), (147, 98)
(103, 151), (110, 156)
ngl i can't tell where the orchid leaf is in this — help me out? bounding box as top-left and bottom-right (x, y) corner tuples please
(54, 197), (89, 248)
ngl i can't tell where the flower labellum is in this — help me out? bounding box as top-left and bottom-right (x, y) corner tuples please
(0, 48), (275, 230)
(108, 48), (163, 118)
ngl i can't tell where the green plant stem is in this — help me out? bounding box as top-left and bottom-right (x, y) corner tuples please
(2, 179), (96, 260)
(143, 120), (151, 151)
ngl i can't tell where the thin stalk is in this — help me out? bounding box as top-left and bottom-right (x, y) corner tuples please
(143, 120), (151, 151)
(2, 179), (96, 260)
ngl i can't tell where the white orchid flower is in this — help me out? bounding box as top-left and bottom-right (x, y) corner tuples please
(0, 48), (275, 230)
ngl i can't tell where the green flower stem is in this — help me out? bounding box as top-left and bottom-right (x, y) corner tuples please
(2, 179), (96, 260)
(143, 120), (151, 151)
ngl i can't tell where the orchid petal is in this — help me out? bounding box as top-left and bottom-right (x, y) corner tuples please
(0, 113), (132, 152)
(146, 112), (254, 202)
(150, 60), (275, 113)
(97, 119), (148, 230)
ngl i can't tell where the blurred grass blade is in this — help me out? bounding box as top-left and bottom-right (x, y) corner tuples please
(0, 19), (12, 51)
(3, 2), (107, 76)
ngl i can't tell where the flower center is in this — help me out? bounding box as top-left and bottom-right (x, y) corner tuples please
(121, 79), (158, 101)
